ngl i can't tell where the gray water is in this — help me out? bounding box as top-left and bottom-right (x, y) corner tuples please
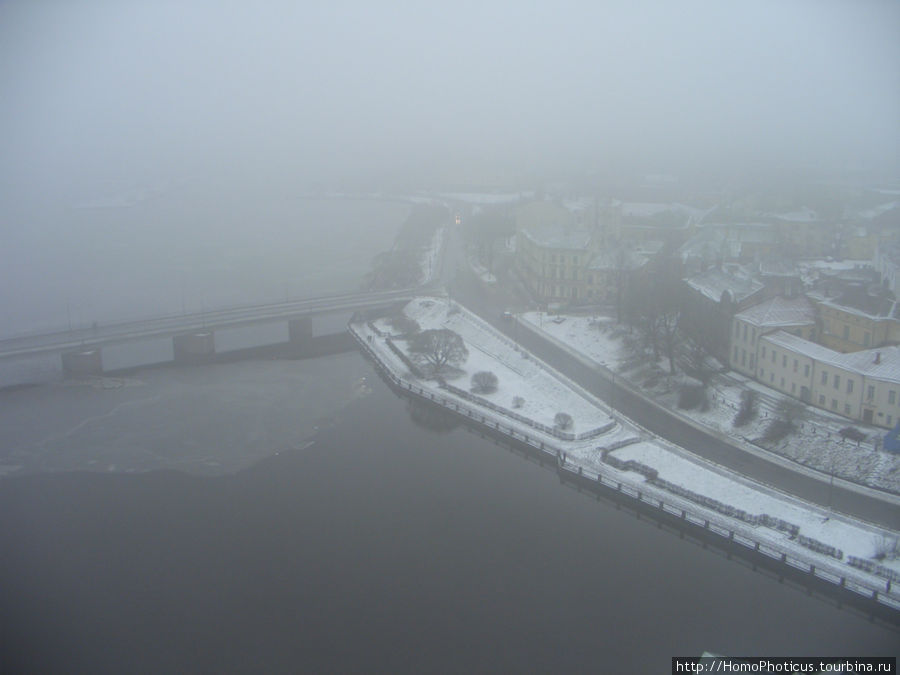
(0, 352), (896, 673)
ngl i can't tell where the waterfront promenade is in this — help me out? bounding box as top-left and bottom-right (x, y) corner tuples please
(350, 296), (900, 615)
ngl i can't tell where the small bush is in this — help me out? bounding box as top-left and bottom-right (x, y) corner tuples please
(677, 384), (707, 411)
(839, 426), (866, 443)
(734, 389), (758, 427)
(512, 396), (525, 409)
(471, 371), (498, 394)
(762, 419), (793, 443)
(387, 316), (420, 337)
(554, 412), (573, 430)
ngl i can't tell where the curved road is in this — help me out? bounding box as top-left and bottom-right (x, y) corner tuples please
(441, 226), (900, 530)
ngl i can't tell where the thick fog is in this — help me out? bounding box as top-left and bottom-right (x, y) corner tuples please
(2, 0), (898, 196)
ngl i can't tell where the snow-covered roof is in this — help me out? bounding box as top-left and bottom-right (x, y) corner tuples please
(734, 295), (816, 328)
(758, 260), (798, 278)
(520, 223), (592, 251)
(679, 224), (777, 262)
(768, 206), (819, 223)
(588, 245), (656, 272)
(620, 202), (697, 228)
(763, 331), (900, 384)
(819, 291), (899, 321)
(684, 266), (765, 303)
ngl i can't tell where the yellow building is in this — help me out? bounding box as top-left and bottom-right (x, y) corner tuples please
(516, 224), (593, 303)
(814, 293), (900, 353)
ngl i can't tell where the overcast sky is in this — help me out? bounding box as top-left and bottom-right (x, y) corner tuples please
(1, 0), (898, 193)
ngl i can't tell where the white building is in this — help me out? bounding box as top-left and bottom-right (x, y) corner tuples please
(729, 295), (816, 378)
(759, 333), (900, 428)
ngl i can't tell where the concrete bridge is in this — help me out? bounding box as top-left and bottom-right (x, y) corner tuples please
(0, 288), (417, 384)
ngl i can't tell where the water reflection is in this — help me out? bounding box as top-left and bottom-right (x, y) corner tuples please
(405, 399), (460, 434)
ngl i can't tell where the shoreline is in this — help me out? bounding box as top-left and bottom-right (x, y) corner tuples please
(349, 302), (900, 616)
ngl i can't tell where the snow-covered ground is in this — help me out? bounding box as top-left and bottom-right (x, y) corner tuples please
(521, 311), (900, 494)
(396, 298), (614, 437)
(352, 298), (900, 599)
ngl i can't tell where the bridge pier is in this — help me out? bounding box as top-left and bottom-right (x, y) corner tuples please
(173, 331), (215, 364)
(62, 348), (103, 377)
(288, 317), (313, 343)
(288, 317), (314, 356)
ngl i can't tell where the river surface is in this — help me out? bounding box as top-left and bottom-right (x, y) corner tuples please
(0, 351), (897, 673)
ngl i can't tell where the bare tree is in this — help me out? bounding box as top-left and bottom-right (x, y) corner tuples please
(409, 329), (468, 375)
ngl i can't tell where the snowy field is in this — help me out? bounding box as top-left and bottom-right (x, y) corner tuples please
(353, 299), (900, 598)
(393, 298), (614, 436)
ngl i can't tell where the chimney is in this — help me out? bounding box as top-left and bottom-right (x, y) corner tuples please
(875, 352), (881, 365)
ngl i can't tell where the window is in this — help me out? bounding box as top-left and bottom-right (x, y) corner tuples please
(771, 350), (776, 363)
(843, 326), (850, 340)
(791, 383), (796, 394)
(770, 373), (774, 383)
(819, 394), (826, 405)
(782, 355), (787, 367)
(760, 368), (765, 379)
(751, 327), (756, 343)
(761, 346), (767, 359)
(733, 346), (739, 363)
(804, 364), (810, 377)
(888, 415), (894, 427)
(821, 371), (828, 385)
(847, 380), (853, 395)
(844, 404), (851, 415)
(864, 332), (871, 347)
(743, 325), (748, 342)
(793, 359), (798, 373)
(734, 323), (740, 337)
(780, 377), (785, 388)
(749, 356), (755, 370)
(868, 385), (875, 400)
(741, 351), (746, 367)
(890, 391), (897, 405)
(834, 375), (840, 390)
(832, 399), (838, 410)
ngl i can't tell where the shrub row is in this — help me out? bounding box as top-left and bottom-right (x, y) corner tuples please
(847, 556), (900, 583)
(794, 534), (843, 560)
(650, 477), (761, 525)
(601, 453), (658, 480)
(600, 452), (804, 537)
